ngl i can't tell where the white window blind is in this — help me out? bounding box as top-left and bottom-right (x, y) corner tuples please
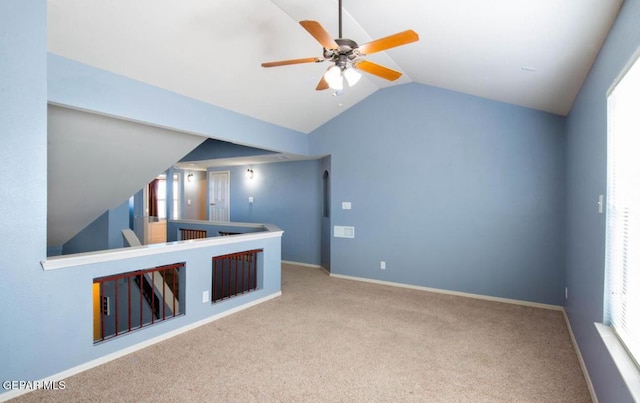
(605, 51), (640, 367)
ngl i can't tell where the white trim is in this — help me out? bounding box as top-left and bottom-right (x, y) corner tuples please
(606, 45), (640, 97)
(329, 273), (563, 311)
(0, 291), (282, 402)
(563, 310), (598, 402)
(281, 260), (322, 269)
(41, 228), (283, 271)
(595, 323), (640, 401)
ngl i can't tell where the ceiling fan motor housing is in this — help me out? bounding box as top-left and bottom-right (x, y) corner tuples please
(324, 38), (360, 70)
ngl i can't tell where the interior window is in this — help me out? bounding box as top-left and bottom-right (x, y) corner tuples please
(149, 173), (180, 220)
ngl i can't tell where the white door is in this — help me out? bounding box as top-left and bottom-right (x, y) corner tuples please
(208, 171), (230, 221)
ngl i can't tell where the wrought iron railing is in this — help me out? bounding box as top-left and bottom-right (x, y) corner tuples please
(212, 250), (262, 303)
(179, 228), (207, 240)
(93, 263), (184, 343)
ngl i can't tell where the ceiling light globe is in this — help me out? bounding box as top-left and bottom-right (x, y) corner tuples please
(324, 65), (343, 90)
(333, 76), (344, 91)
(344, 67), (361, 87)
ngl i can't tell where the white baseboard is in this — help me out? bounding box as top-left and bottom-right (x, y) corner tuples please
(318, 266), (330, 275)
(564, 310), (598, 403)
(0, 291), (281, 402)
(281, 260), (321, 269)
(283, 263), (562, 311)
(329, 272), (563, 311)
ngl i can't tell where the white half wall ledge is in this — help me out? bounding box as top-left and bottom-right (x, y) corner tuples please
(41, 227), (283, 271)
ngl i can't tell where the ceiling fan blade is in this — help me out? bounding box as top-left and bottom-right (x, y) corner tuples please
(316, 76), (329, 91)
(300, 20), (339, 50)
(261, 57), (324, 68)
(355, 60), (402, 81)
(357, 29), (419, 55)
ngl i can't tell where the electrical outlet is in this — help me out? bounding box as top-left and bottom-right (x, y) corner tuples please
(380, 261), (386, 270)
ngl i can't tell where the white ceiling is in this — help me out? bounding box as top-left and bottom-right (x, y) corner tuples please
(47, 0), (623, 134)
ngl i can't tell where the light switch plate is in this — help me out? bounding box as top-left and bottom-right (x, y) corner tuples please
(598, 194), (604, 214)
(334, 226), (355, 238)
(342, 202), (352, 210)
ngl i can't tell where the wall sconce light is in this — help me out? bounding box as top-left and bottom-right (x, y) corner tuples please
(246, 169), (254, 179)
(187, 173), (194, 182)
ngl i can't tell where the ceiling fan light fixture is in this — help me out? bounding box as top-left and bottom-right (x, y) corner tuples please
(260, 1), (418, 93)
(324, 65), (343, 90)
(343, 66), (361, 87)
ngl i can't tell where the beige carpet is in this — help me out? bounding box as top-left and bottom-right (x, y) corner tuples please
(14, 263), (591, 402)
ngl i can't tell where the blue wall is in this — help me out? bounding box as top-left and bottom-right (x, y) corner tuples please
(565, 0), (640, 401)
(181, 138), (277, 161)
(179, 170), (207, 220)
(0, 0), (49, 386)
(213, 160), (322, 265)
(310, 83), (566, 306)
(48, 54), (309, 156)
(63, 200), (130, 254)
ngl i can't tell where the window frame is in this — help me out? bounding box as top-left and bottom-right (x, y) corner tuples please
(598, 47), (640, 401)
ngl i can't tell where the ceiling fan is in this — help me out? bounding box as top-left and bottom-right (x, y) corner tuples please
(261, 0), (419, 95)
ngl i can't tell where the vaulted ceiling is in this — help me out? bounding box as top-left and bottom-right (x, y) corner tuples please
(47, 0), (623, 134)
